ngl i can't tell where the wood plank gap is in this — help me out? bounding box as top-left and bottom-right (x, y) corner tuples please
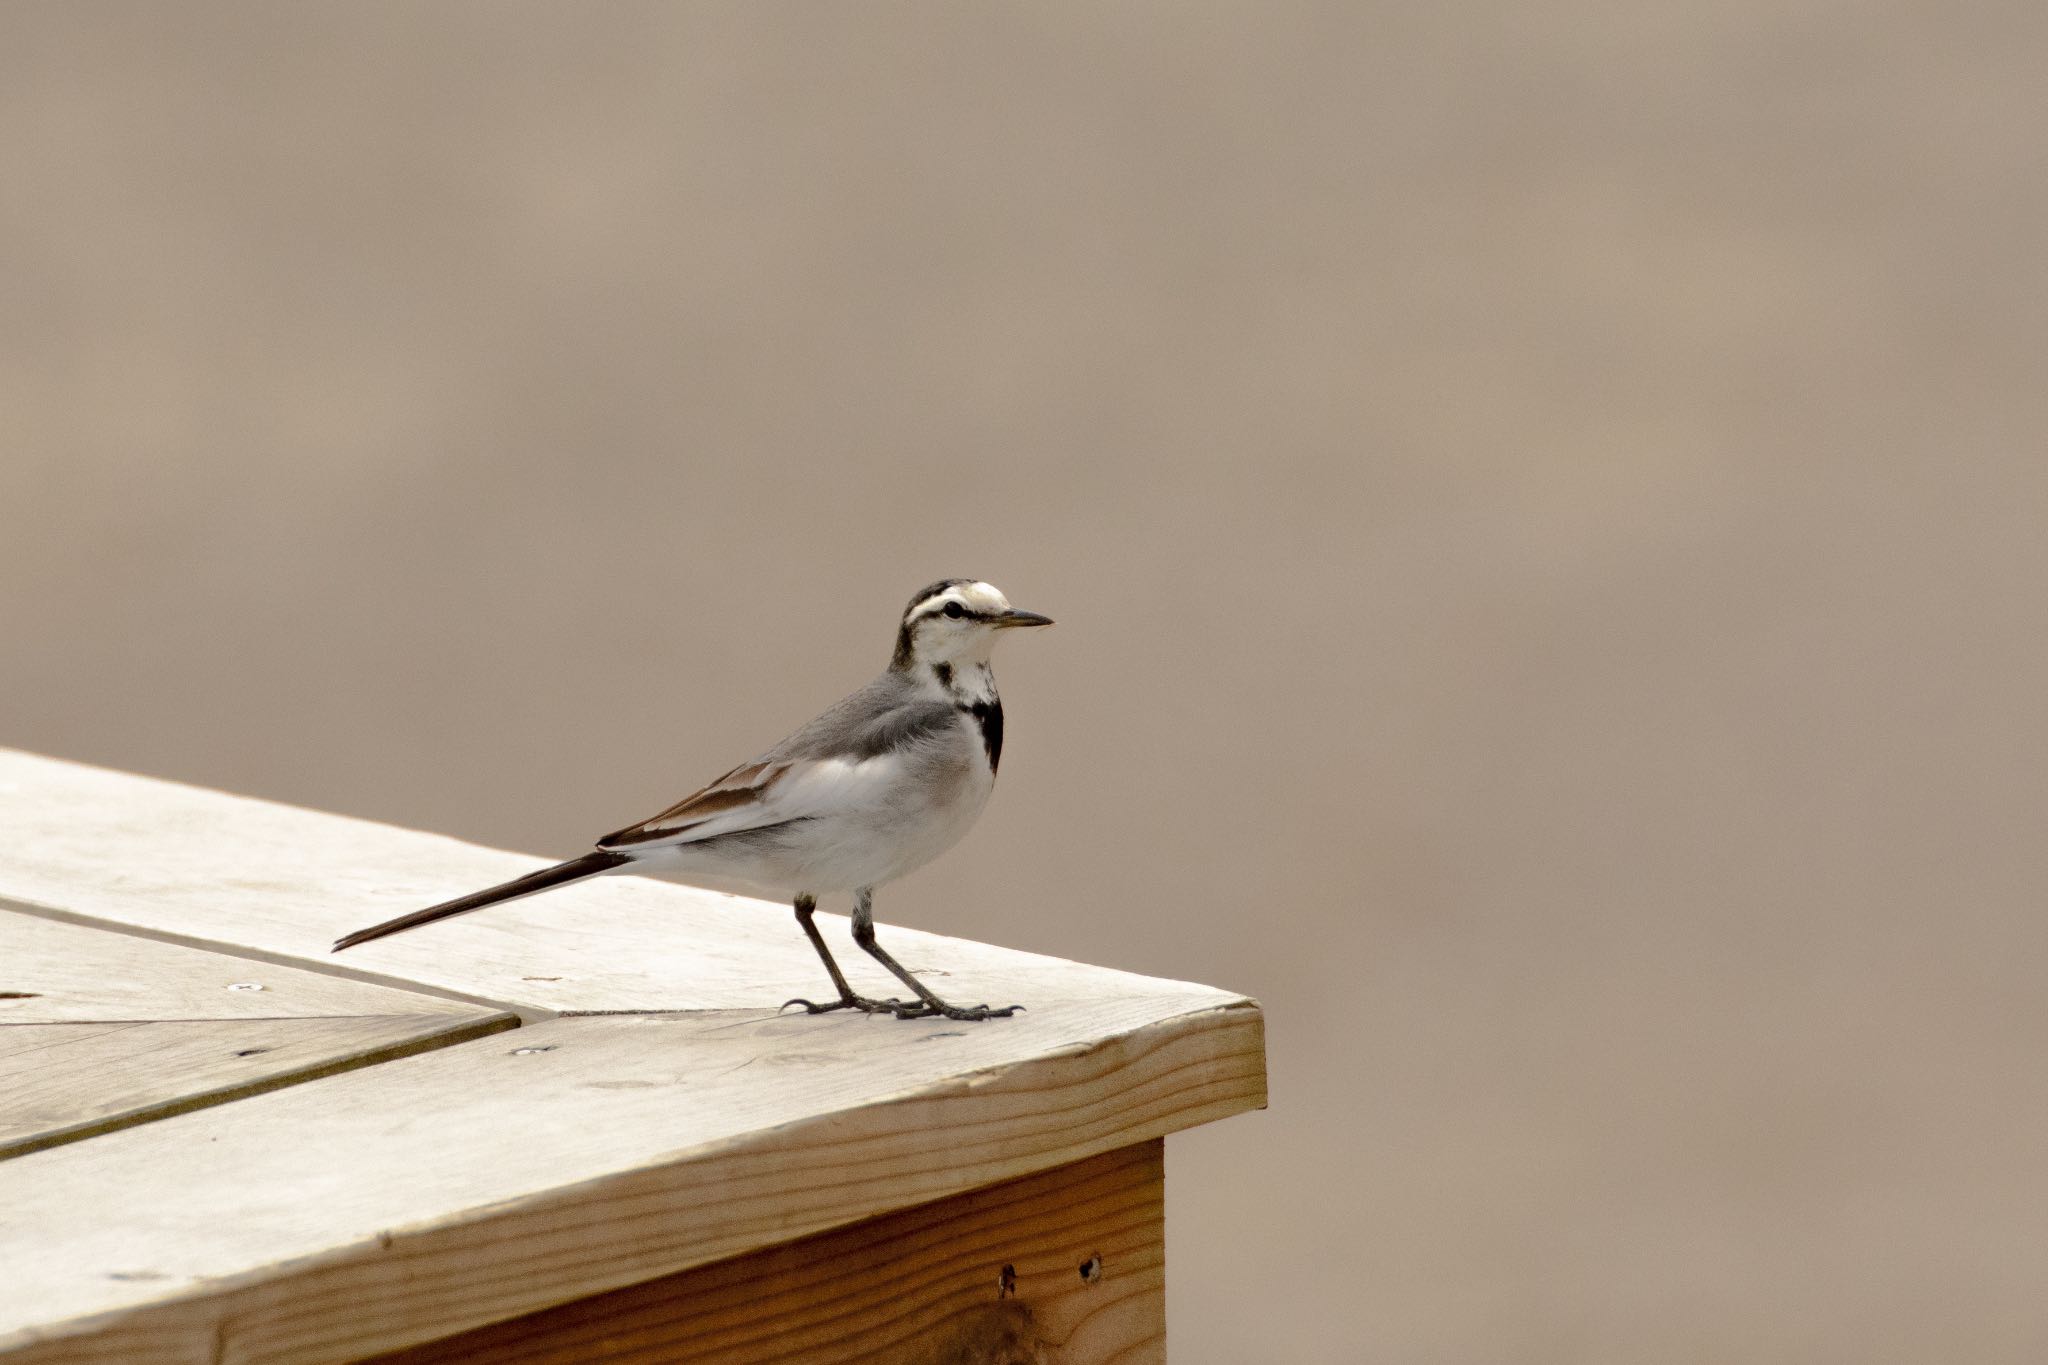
(0, 896), (552, 1023)
(0, 1011), (519, 1162)
(0, 1015), (508, 1028)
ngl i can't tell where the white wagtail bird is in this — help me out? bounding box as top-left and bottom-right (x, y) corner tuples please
(334, 580), (1053, 1021)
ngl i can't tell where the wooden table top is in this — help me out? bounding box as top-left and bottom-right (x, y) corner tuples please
(0, 749), (1266, 1363)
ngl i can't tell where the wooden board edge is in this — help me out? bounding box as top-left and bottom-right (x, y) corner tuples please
(363, 1139), (1170, 1365)
(0, 1000), (1264, 1363)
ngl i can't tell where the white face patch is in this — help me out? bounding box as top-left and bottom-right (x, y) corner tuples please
(904, 580), (1019, 667)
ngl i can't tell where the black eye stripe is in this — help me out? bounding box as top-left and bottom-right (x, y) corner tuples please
(912, 599), (986, 624)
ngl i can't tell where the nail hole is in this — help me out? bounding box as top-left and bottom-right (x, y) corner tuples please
(226, 982), (266, 992)
(512, 1046), (555, 1055)
(0, 992), (39, 1000)
(997, 1263), (1016, 1299)
(1079, 1255), (1103, 1285)
(233, 1048), (270, 1057)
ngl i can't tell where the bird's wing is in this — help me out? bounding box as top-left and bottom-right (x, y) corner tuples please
(597, 758), (792, 848)
(598, 683), (958, 851)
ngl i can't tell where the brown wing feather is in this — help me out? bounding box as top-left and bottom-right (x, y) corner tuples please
(598, 761), (789, 848)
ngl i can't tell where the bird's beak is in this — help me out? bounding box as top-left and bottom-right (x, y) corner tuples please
(996, 608), (1055, 629)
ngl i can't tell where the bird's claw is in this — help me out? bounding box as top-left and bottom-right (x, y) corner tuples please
(782, 995), (1023, 1022)
(888, 1001), (1025, 1022)
(780, 993), (910, 1016)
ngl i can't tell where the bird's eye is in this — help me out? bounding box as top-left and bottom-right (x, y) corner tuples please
(943, 601), (966, 619)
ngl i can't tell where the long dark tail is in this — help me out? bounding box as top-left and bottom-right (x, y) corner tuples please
(332, 850), (630, 952)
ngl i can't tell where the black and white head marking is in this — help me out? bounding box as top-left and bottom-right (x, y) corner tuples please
(889, 578), (1045, 770)
(891, 579), (1026, 671)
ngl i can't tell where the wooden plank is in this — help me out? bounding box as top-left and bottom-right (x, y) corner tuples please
(0, 749), (1241, 1019)
(0, 1015), (516, 1160)
(0, 910), (485, 1023)
(0, 907), (516, 1157)
(0, 1001), (1262, 1363)
(366, 1139), (1166, 1365)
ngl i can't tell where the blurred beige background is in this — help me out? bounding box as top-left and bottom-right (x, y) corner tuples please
(5, 3), (2046, 1360)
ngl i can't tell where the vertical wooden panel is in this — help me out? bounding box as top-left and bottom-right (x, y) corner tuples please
(365, 1139), (1167, 1365)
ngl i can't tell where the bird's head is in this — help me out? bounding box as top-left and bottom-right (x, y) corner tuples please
(892, 579), (1053, 670)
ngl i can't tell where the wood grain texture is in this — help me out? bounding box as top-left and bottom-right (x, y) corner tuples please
(0, 910), (485, 1023)
(366, 1140), (1167, 1365)
(0, 749), (1242, 1018)
(0, 908), (513, 1158)
(0, 1014), (515, 1159)
(0, 1003), (1262, 1363)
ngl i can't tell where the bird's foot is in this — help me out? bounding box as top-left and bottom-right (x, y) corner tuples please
(780, 993), (910, 1017)
(887, 1000), (1025, 1022)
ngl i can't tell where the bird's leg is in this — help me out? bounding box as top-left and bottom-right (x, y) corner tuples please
(849, 887), (1022, 1022)
(782, 894), (906, 1016)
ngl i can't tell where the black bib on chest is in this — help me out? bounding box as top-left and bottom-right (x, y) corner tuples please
(963, 698), (1004, 773)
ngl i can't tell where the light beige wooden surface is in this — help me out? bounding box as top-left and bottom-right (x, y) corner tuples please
(0, 1002), (1262, 1363)
(0, 747), (1265, 1362)
(0, 909), (513, 1158)
(0, 911), (486, 1024)
(0, 749), (1230, 1018)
